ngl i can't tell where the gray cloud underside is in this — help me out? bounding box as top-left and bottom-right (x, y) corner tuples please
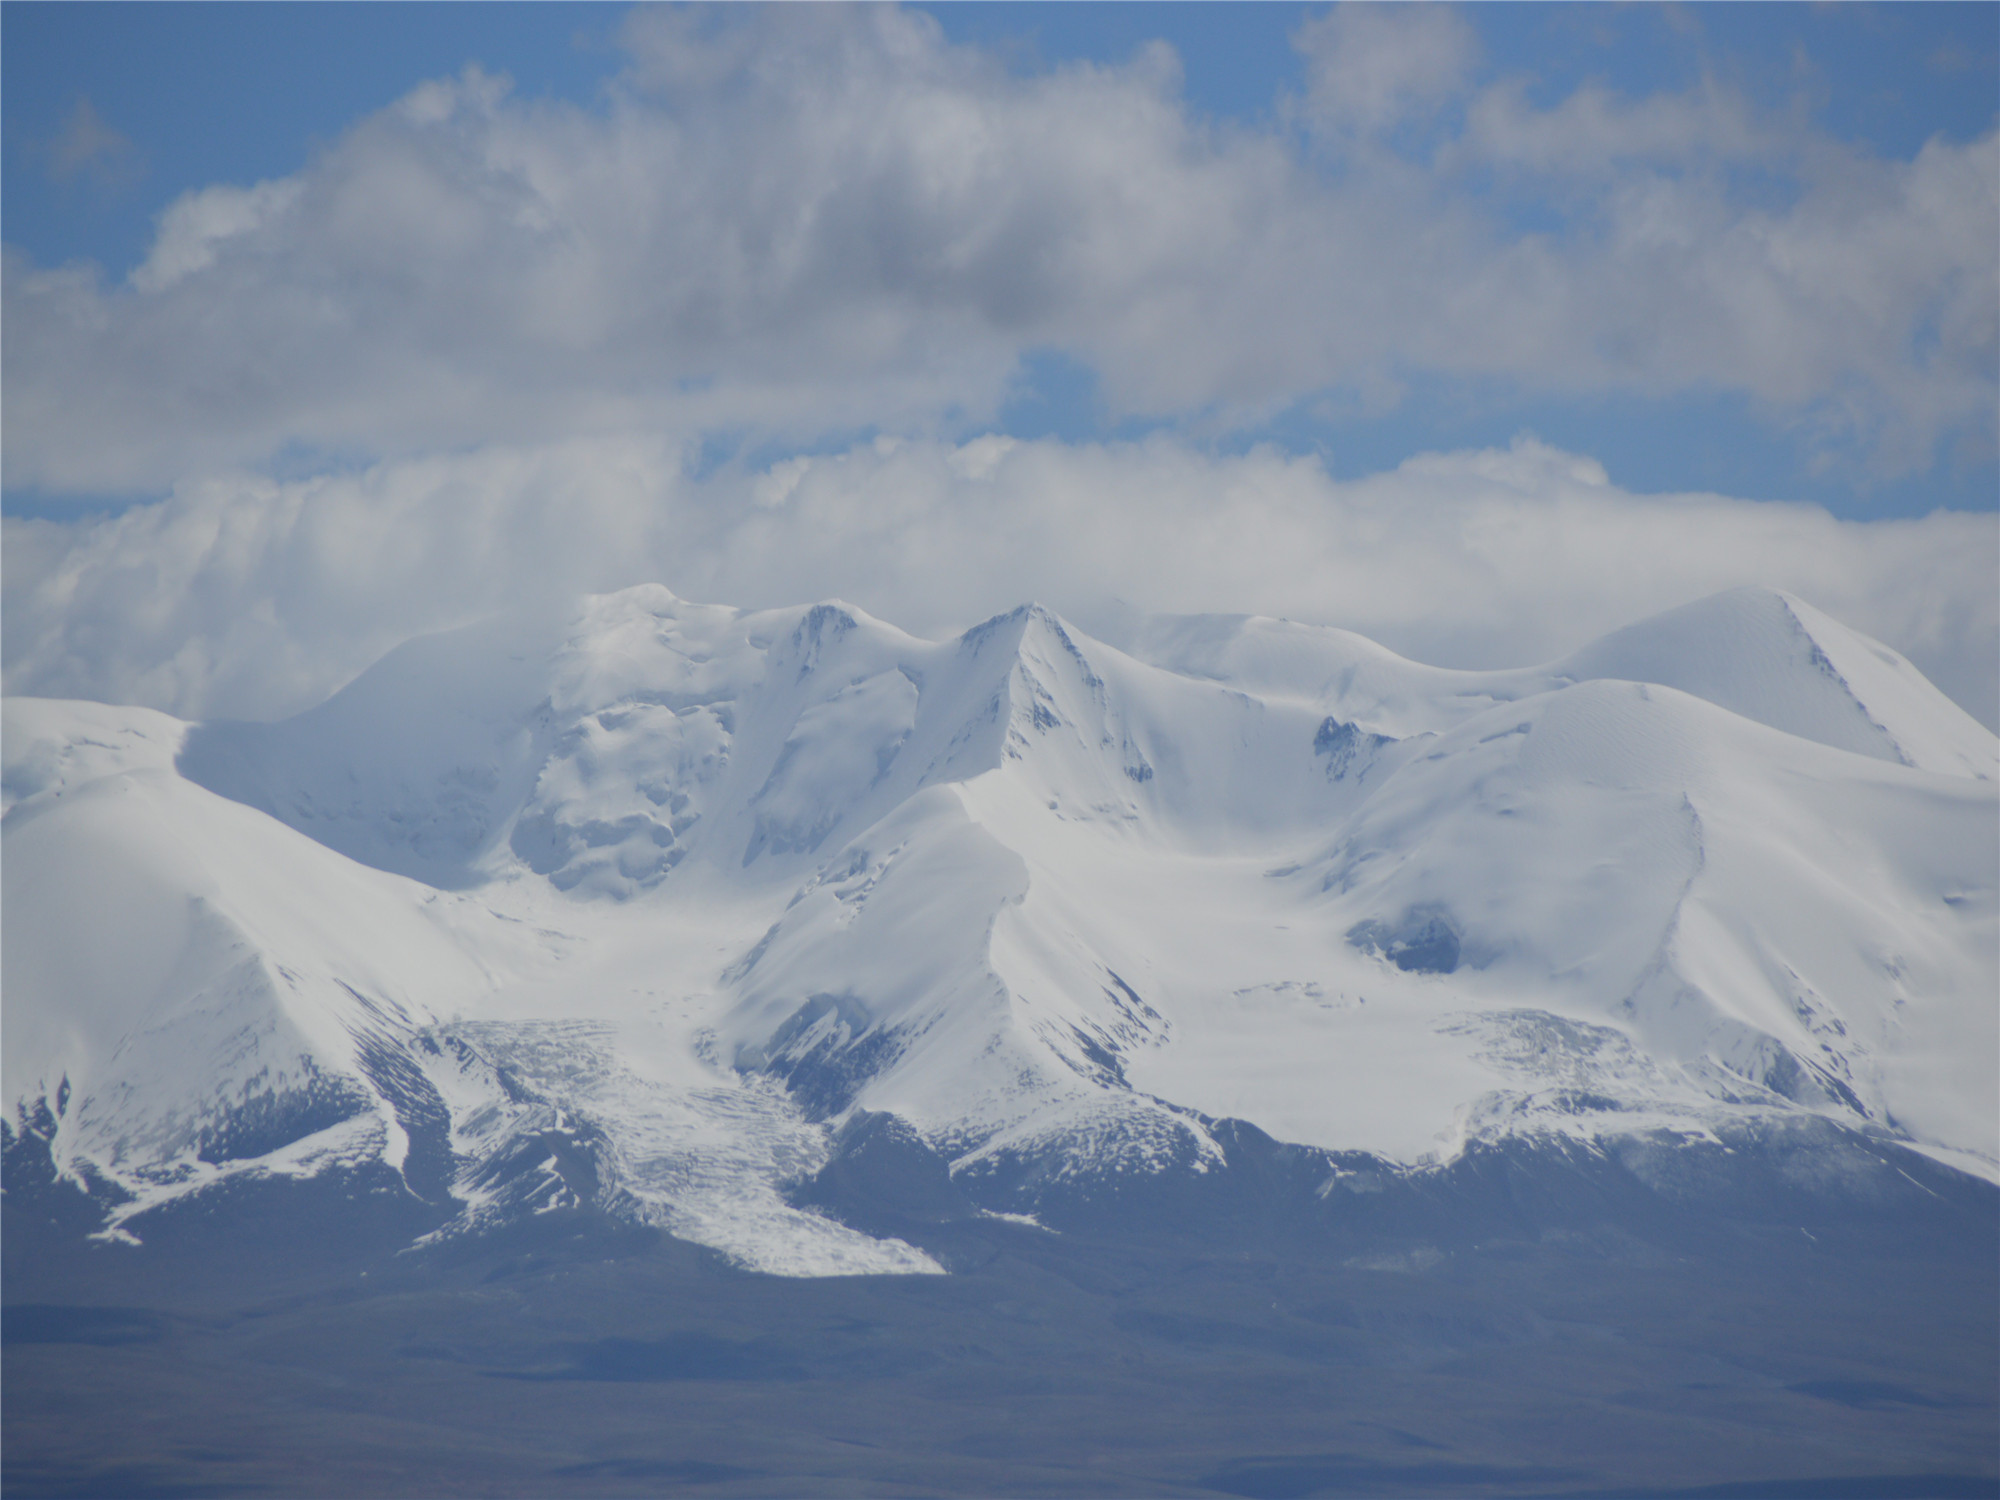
(4, 4), (1994, 492)
(6, 434), (1994, 730)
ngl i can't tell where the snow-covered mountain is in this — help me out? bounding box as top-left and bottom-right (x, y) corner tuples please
(5, 585), (1994, 1275)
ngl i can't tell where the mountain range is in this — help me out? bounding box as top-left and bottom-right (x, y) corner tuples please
(5, 582), (1993, 1280)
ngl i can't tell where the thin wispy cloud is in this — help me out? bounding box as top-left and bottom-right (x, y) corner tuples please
(7, 433), (1992, 729)
(38, 95), (141, 188)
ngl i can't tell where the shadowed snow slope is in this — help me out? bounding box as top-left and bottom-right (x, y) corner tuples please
(5, 584), (1994, 1274)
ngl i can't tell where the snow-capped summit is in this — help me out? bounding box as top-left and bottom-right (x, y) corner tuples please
(1553, 586), (1996, 779)
(5, 585), (1994, 1274)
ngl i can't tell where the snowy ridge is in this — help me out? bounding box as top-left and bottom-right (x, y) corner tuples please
(5, 585), (1994, 1274)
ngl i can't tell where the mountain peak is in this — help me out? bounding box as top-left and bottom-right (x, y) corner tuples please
(1557, 585), (1995, 779)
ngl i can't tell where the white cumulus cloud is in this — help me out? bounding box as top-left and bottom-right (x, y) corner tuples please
(2, 4), (1991, 493)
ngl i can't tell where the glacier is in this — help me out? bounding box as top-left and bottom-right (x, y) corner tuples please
(4, 583), (1995, 1277)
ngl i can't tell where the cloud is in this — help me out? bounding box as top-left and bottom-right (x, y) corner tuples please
(1458, 74), (1775, 175)
(2, 4), (1991, 495)
(39, 96), (140, 187)
(129, 179), (304, 294)
(6, 433), (1993, 731)
(1293, 2), (1480, 140)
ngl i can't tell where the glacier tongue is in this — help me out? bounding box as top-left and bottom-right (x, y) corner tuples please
(5, 584), (1995, 1273)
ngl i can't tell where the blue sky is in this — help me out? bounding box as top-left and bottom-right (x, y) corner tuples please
(3, 4), (1997, 731)
(4, 2), (1995, 517)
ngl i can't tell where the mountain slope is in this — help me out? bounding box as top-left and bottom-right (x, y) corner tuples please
(2, 697), (517, 1229)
